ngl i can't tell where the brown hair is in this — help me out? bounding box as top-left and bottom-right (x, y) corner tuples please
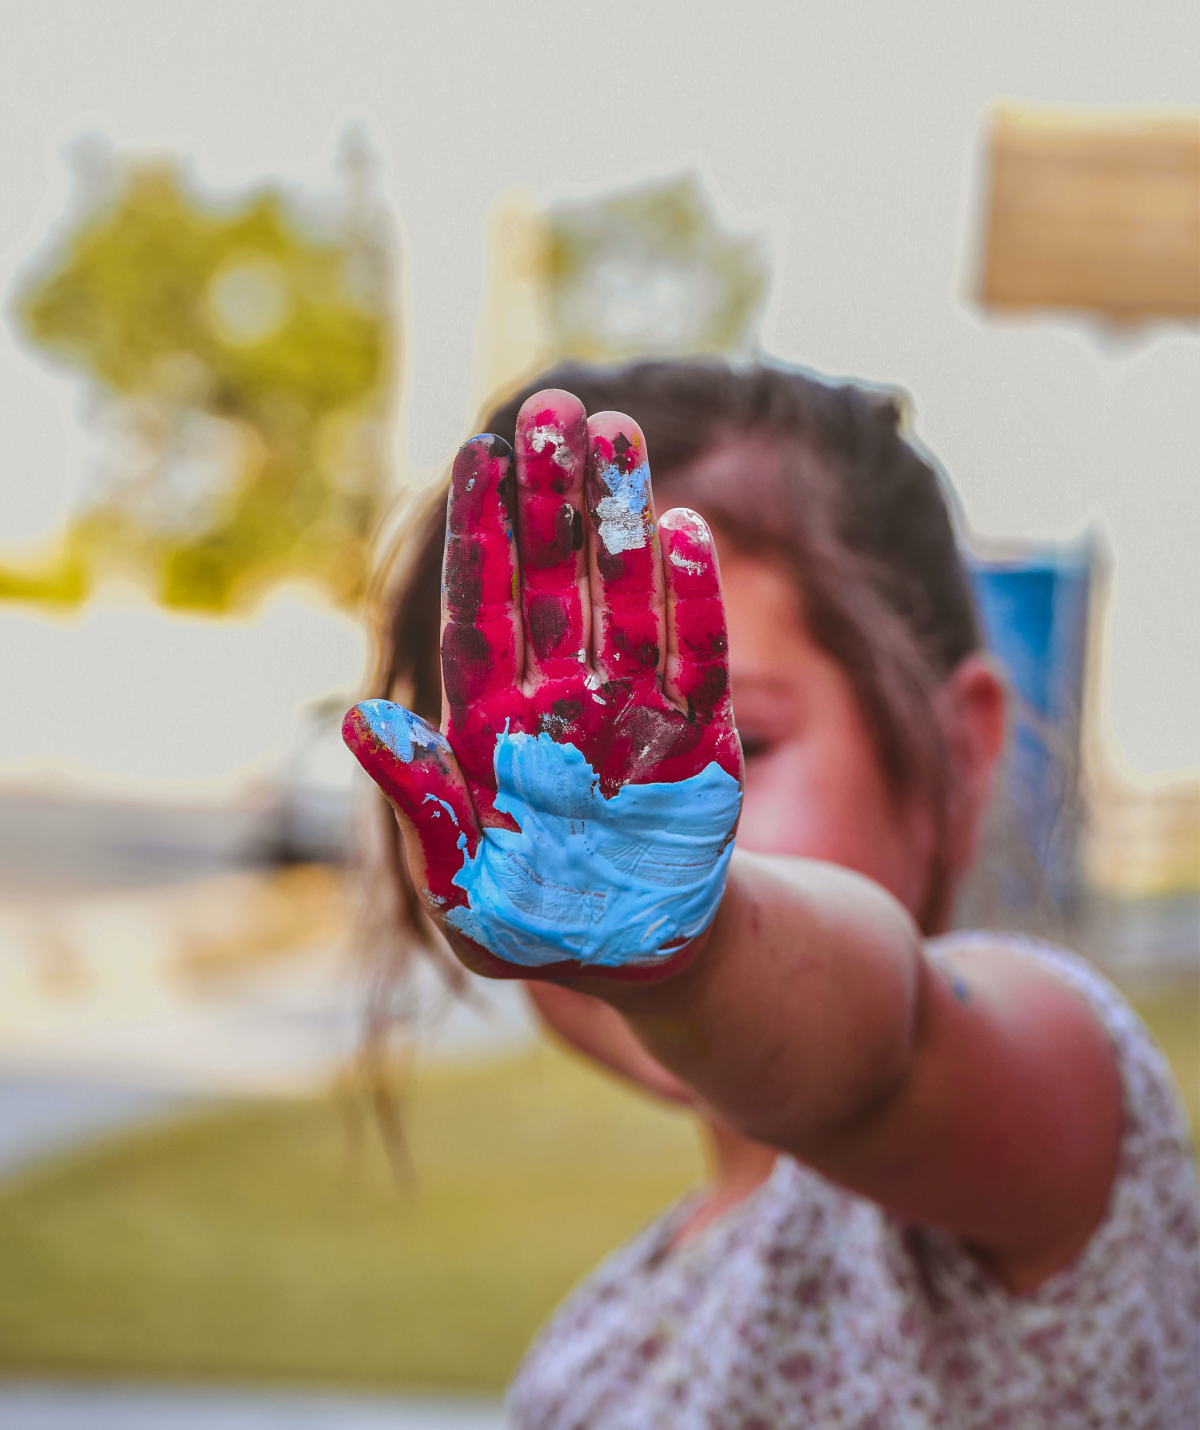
(361, 358), (981, 987)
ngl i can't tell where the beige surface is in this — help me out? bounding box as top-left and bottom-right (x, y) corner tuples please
(0, 867), (535, 1093)
(980, 106), (1200, 320)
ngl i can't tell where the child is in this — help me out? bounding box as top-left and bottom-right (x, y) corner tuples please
(344, 361), (1199, 1427)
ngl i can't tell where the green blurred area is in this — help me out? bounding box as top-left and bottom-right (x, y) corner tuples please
(6, 144), (394, 613)
(0, 986), (1193, 1394)
(1135, 981), (1200, 1141)
(0, 1041), (703, 1392)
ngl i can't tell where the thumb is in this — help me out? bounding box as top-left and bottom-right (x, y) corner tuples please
(342, 700), (480, 917)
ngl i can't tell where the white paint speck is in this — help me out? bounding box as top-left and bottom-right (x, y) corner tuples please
(527, 424), (574, 470)
(669, 550), (705, 576)
(675, 509), (708, 537)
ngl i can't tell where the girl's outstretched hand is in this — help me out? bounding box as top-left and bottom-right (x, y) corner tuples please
(343, 390), (743, 981)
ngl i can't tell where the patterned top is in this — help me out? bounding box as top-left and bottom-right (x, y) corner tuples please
(508, 939), (1200, 1429)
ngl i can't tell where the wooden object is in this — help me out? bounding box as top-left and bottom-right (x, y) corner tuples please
(979, 106), (1200, 320)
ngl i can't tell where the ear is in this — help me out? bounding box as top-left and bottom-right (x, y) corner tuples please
(934, 654), (1007, 876)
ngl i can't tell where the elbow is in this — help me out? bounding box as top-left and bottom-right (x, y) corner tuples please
(799, 938), (927, 1160)
(779, 917), (925, 1158)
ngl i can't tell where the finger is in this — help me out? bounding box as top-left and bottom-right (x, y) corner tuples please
(441, 435), (522, 727)
(659, 509), (732, 725)
(342, 701), (479, 915)
(514, 390), (590, 682)
(585, 412), (665, 688)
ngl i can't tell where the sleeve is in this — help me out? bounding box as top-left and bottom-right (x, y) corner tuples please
(932, 935), (1200, 1418)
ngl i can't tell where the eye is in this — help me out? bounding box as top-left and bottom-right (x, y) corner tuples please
(737, 730), (774, 762)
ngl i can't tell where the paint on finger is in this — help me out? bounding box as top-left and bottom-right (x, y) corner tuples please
(516, 395), (587, 496)
(661, 510), (732, 725)
(342, 700), (477, 908)
(516, 397), (589, 675)
(587, 431), (654, 574)
(587, 429), (664, 684)
(443, 434), (521, 721)
(444, 728), (742, 968)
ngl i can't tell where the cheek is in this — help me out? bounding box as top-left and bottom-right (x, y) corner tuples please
(737, 740), (932, 913)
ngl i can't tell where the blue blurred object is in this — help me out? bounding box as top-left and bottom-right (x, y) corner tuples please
(966, 543), (1094, 914)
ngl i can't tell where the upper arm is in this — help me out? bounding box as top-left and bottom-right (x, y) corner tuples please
(803, 942), (1124, 1291)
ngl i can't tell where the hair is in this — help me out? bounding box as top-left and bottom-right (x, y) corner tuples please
(358, 357), (982, 999)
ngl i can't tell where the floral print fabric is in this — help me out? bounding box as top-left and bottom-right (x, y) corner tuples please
(508, 939), (1200, 1429)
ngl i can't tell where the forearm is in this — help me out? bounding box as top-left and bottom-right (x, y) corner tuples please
(525, 982), (696, 1105)
(577, 849), (924, 1156)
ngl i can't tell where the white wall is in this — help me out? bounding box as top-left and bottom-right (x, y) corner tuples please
(2, 0), (1196, 779)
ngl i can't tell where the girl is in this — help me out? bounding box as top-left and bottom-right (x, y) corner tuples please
(344, 361), (1198, 1427)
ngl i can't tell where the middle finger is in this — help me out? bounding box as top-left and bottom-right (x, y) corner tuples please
(514, 389), (590, 685)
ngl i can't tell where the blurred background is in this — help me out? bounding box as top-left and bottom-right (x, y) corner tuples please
(0, 3), (1196, 1426)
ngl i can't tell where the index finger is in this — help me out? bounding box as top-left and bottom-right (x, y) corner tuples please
(441, 434), (522, 724)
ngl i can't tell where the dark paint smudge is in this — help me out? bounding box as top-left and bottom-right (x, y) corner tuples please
(441, 624), (493, 709)
(527, 593), (570, 659)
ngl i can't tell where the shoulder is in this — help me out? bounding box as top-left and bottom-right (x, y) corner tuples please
(930, 934), (1200, 1322)
(930, 931), (1194, 1165)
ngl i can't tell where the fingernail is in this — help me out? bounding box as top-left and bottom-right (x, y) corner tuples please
(459, 433), (511, 461)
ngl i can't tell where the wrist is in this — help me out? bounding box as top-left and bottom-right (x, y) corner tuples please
(568, 875), (732, 1014)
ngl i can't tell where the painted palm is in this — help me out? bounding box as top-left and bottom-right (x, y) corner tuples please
(344, 390), (743, 979)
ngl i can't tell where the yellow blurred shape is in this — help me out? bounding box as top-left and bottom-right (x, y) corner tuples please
(206, 255), (292, 347)
(1087, 776), (1200, 897)
(174, 863), (345, 984)
(979, 105), (1200, 320)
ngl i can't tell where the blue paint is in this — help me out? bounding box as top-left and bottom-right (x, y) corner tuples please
(966, 547), (1092, 910)
(446, 731), (741, 968)
(594, 461), (651, 555)
(422, 793), (461, 825)
(352, 700), (452, 763)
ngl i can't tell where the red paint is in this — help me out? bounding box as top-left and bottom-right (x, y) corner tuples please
(441, 433), (527, 831)
(341, 704), (477, 912)
(351, 395), (743, 984)
(660, 510), (733, 727)
(584, 419), (666, 695)
(515, 393), (590, 681)
(441, 434), (522, 721)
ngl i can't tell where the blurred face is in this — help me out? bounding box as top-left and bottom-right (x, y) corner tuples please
(719, 547), (939, 922)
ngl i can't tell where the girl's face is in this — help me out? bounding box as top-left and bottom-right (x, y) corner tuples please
(719, 548), (939, 923)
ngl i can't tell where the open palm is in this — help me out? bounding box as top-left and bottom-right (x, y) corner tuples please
(344, 389), (742, 981)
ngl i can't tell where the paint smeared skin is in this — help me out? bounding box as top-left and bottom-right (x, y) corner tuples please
(342, 702), (478, 912)
(585, 416), (664, 693)
(445, 730), (741, 968)
(514, 392), (590, 683)
(345, 392), (744, 983)
(441, 434), (527, 823)
(660, 508), (733, 725)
